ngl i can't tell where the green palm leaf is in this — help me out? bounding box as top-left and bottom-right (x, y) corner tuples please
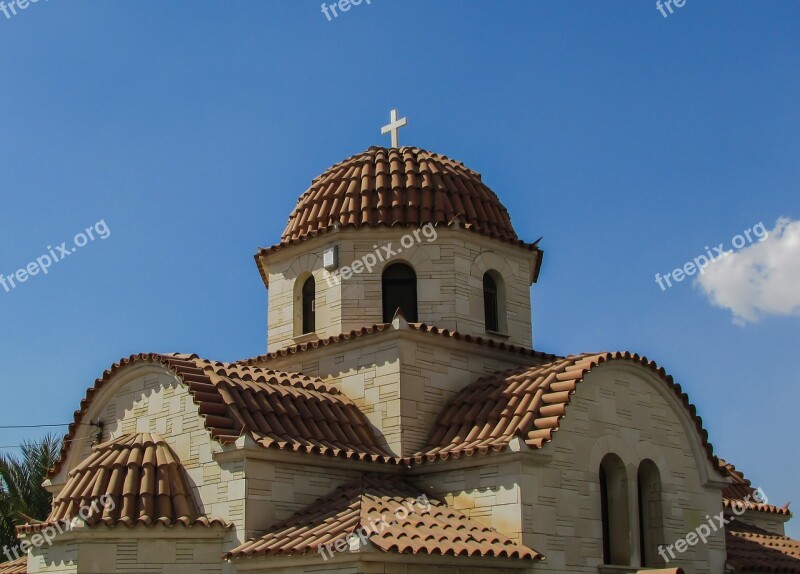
(0, 434), (61, 563)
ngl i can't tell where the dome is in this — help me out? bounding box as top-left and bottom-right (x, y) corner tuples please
(45, 433), (224, 528)
(281, 146), (519, 244)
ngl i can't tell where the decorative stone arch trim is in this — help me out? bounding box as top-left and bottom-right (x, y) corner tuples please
(589, 435), (638, 472)
(633, 441), (671, 481)
(374, 244), (436, 275)
(285, 252), (322, 282)
(470, 250), (517, 283)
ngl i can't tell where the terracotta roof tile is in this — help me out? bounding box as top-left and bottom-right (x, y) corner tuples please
(0, 558), (26, 574)
(49, 354), (393, 478)
(720, 460), (792, 516)
(239, 323), (560, 365)
(259, 147), (541, 257)
(20, 433), (225, 532)
(225, 475), (541, 561)
(412, 352), (724, 474)
(727, 521), (800, 572)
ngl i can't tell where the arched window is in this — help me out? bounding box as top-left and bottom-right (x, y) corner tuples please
(301, 276), (315, 334)
(637, 460), (664, 567)
(600, 454), (631, 566)
(382, 264), (417, 322)
(600, 465), (611, 563)
(483, 272), (499, 332)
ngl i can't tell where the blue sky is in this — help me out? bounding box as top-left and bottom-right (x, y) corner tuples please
(1, 1), (798, 537)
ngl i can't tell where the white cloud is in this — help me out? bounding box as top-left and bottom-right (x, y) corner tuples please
(695, 217), (800, 324)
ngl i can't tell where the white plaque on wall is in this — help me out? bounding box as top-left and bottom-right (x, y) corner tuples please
(323, 245), (338, 270)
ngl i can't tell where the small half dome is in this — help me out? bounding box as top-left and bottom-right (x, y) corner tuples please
(49, 433), (223, 528)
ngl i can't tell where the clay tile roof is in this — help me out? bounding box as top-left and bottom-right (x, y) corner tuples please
(261, 147), (539, 256)
(225, 474), (541, 561)
(413, 352), (724, 474)
(727, 521), (800, 572)
(49, 353), (393, 478)
(719, 460), (792, 516)
(19, 433), (226, 532)
(0, 557), (27, 574)
(239, 323), (559, 365)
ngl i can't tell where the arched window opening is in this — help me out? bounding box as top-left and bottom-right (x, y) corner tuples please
(637, 460), (664, 567)
(483, 272), (499, 332)
(600, 465), (611, 564)
(600, 454), (631, 566)
(382, 264), (417, 323)
(302, 276), (316, 334)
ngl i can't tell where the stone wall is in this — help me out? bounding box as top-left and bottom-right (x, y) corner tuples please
(29, 537), (226, 574)
(259, 328), (544, 458)
(260, 226), (538, 352)
(731, 509), (788, 536)
(242, 458), (359, 540)
(518, 363), (728, 574)
(413, 460), (526, 544)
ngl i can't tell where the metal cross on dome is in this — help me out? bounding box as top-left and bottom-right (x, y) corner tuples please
(381, 109), (408, 148)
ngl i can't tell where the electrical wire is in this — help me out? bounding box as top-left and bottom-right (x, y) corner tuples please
(0, 435), (99, 450)
(0, 422), (100, 430)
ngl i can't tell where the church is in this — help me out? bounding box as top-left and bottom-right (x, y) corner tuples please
(5, 114), (800, 574)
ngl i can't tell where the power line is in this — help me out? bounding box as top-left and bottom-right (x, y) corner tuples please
(0, 436), (98, 450)
(0, 422), (101, 430)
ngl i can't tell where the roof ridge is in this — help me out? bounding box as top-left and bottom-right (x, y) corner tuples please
(239, 323), (561, 365)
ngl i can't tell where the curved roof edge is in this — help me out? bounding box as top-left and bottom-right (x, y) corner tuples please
(48, 353), (392, 479)
(410, 351), (727, 478)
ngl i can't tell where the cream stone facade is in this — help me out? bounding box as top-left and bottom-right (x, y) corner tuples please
(10, 146), (797, 574)
(259, 226), (539, 352)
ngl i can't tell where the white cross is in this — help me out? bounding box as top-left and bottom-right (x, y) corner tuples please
(381, 109), (408, 148)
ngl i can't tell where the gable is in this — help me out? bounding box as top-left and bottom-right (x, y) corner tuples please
(48, 353), (392, 485)
(413, 352), (726, 482)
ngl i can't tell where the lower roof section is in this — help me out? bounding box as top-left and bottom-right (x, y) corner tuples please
(0, 558), (26, 574)
(225, 474), (542, 562)
(727, 521), (800, 572)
